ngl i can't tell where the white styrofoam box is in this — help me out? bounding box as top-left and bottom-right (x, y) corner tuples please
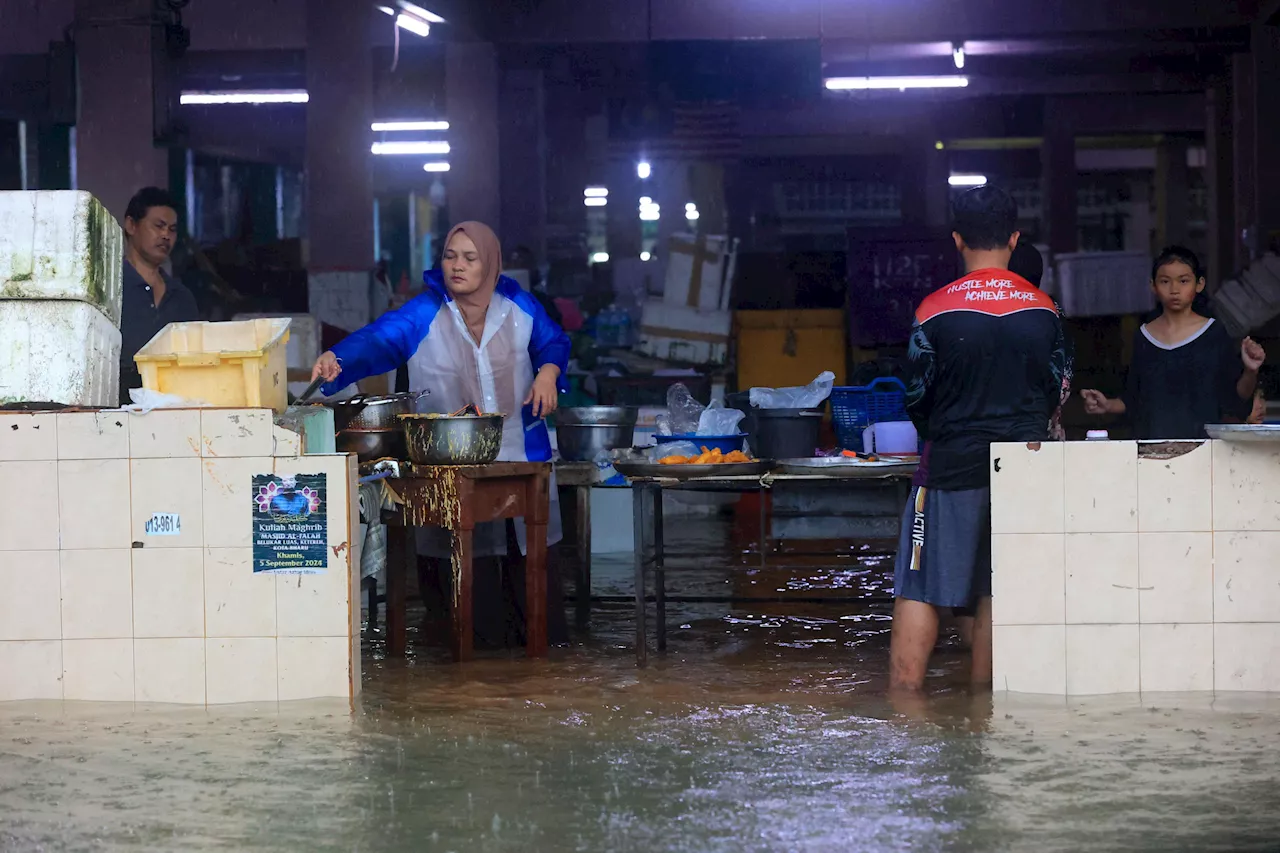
(234, 313), (320, 371)
(0, 300), (121, 406)
(308, 270), (371, 335)
(638, 300), (731, 366)
(664, 232), (728, 311)
(1054, 251), (1153, 318)
(0, 191), (125, 327)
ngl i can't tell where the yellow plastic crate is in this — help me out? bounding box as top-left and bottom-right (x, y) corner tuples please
(134, 318), (292, 411)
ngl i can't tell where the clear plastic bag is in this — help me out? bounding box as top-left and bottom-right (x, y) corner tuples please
(124, 388), (211, 414)
(665, 383), (705, 435)
(697, 401), (745, 435)
(592, 448), (626, 486)
(647, 441), (701, 462)
(748, 370), (836, 410)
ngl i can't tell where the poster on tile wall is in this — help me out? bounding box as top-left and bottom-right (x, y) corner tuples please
(251, 474), (328, 574)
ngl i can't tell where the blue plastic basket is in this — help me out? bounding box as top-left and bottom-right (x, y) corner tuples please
(830, 377), (909, 449)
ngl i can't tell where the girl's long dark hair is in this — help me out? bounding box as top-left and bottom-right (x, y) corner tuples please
(1146, 244), (1214, 321)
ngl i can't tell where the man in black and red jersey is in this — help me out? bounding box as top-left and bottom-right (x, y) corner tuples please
(889, 186), (1071, 693)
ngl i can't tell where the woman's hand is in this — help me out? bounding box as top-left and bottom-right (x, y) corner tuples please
(1242, 337), (1266, 373)
(524, 365), (560, 418)
(311, 351), (341, 383)
(1080, 389), (1112, 416)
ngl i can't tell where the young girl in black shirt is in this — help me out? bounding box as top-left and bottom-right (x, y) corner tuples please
(1080, 246), (1266, 439)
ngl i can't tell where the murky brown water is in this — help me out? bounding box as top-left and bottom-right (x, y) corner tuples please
(3, 529), (1279, 851)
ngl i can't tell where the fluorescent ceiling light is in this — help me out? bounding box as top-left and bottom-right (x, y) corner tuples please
(640, 251), (652, 261)
(584, 187), (609, 198)
(398, 1), (445, 23)
(423, 162), (450, 172)
(949, 174), (988, 187)
(373, 120), (448, 132)
(639, 210), (660, 221)
(637, 161), (652, 179)
(584, 197), (608, 207)
(394, 14), (430, 36)
(371, 140), (450, 155)
(686, 211), (700, 221)
(639, 196), (653, 206)
(824, 75), (969, 91)
(591, 252), (609, 263)
(952, 46), (966, 69)
(180, 90), (308, 105)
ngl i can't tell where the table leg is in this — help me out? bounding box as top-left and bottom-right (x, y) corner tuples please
(654, 486), (666, 653)
(758, 485), (768, 570)
(451, 525), (475, 662)
(525, 477), (549, 659)
(386, 524), (410, 658)
(632, 481), (651, 667)
(575, 484), (592, 630)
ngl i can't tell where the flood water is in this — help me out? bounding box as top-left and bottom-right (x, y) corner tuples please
(3, 524), (1279, 851)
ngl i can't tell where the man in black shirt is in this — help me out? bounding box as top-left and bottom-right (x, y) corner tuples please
(118, 187), (199, 404)
(889, 187), (1071, 693)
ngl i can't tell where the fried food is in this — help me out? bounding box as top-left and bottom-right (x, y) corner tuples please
(657, 447), (754, 465)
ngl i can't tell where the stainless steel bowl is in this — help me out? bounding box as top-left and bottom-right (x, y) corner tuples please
(399, 413), (504, 465)
(336, 428), (406, 462)
(557, 406), (639, 426)
(556, 423), (636, 461)
(326, 391), (429, 431)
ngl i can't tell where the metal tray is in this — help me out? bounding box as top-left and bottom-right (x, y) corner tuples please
(1205, 424), (1280, 442)
(776, 456), (917, 477)
(613, 460), (773, 480)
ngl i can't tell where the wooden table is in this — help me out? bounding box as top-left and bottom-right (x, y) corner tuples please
(383, 462), (552, 661)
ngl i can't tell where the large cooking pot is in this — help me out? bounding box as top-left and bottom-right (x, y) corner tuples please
(399, 413), (504, 465)
(336, 428), (407, 462)
(325, 391), (429, 431)
(555, 406), (639, 461)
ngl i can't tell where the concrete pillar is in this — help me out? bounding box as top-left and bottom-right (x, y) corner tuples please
(1231, 51), (1257, 266)
(1042, 100), (1079, 255)
(304, 0), (373, 270)
(446, 42), (500, 229)
(1252, 25), (1280, 256)
(499, 68), (547, 259)
(73, 0), (169, 220)
(1205, 85), (1235, 285)
(605, 156), (642, 262)
(1155, 137), (1190, 250)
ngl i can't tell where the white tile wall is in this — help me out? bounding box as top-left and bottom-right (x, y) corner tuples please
(1211, 441), (1280, 532)
(0, 640), (62, 701)
(1137, 532), (1213, 624)
(62, 638), (134, 702)
(1214, 623), (1280, 692)
(201, 457), (259, 548)
(204, 548), (276, 637)
(135, 638), (206, 705)
(1213, 532), (1280, 623)
(990, 442), (1064, 534)
(0, 413), (57, 460)
(993, 624), (1066, 694)
(0, 460), (60, 550)
(1066, 624), (1140, 695)
(57, 411), (129, 459)
(0, 551), (61, 640)
(1065, 533), (1139, 624)
(1064, 441), (1137, 533)
(132, 548), (205, 638)
(128, 409), (202, 459)
(1136, 442), (1211, 532)
(60, 549), (132, 639)
(58, 459), (131, 549)
(206, 637), (278, 705)
(130, 458), (204, 548)
(991, 534), (1065, 626)
(1140, 623), (1213, 693)
(278, 636), (350, 701)
(201, 409), (274, 458)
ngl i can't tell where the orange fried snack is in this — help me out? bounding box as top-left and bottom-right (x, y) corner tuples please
(659, 455), (691, 465)
(722, 450), (751, 463)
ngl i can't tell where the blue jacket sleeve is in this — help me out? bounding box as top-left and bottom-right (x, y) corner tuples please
(512, 285), (571, 393)
(321, 294), (439, 396)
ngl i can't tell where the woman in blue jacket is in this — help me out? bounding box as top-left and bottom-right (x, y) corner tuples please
(312, 220), (571, 646)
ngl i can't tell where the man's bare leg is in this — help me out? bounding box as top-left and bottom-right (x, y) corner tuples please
(969, 595), (993, 687)
(889, 598), (940, 692)
(955, 615), (974, 650)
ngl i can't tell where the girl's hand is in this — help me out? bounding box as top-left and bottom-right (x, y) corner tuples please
(524, 367), (559, 418)
(1080, 389), (1109, 415)
(311, 351), (341, 383)
(1242, 337), (1266, 372)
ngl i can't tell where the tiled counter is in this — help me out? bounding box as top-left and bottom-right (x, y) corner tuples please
(0, 408), (361, 707)
(991, 439), (1280, 696)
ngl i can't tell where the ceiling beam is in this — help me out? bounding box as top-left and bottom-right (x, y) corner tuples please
(483, 0), (1260, 44)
